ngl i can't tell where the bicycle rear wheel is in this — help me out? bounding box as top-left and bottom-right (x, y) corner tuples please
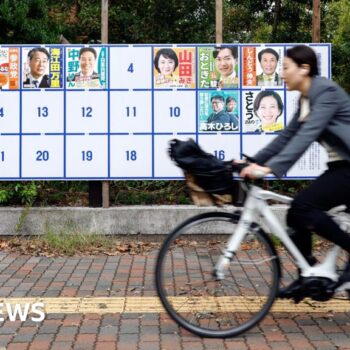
(155, 212), (280, 338)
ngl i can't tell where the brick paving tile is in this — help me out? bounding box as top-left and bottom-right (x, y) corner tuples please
(62, 315), (83, 327)
(286, 333), (315, 350)
(73, 335), (96, 350)
(119, 318), (139, 333)
(224, 340), (248, 350)
(94, 342), (118, 350)
(54, 326), (79, 342)
(160, 334), (182, 350)
(50, 341), (73, 350)
(202, 338), (226, 349)
(311, 340), (337, 350)
(11, 326), (37, 343)
(269, 341), (294, 350)
(276, 318), (301, 333)
(28, 334), (54, 350)
(302, 325), (329, 341)
(138, 342), (161, 350)
(117, 334), (139, 350)
(0, 334), (14, 348)
(140, 326), (160, 342)
(7, 344), (29, 350)
(326, 332), (350, 348)
(79, 319), (100, 334)
(38, 320), (61, 334)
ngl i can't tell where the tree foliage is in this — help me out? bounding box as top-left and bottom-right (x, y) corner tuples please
(0, 0), (62, 43)
(0, 0), (349, 91)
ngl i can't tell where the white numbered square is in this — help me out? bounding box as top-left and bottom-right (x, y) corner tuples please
(66, 91), (108, 133)
(66, 135), (108, 178)
(0, 92), (20, 133)
(154, 135), (193, 178)
(198, 134), (241, 161)
(110, 135), (152, 177)
(21, 136), (63, 178)
(0, 136), (20, 178)
(22, 91), (64, 133)
(109, 46), (152, 89)
(154, 91), (196, 133)
(110, 91), (152, 133)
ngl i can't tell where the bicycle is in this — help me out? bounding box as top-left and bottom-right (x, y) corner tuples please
(155, 164), (350, 338)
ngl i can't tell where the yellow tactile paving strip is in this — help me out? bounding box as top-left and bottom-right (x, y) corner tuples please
(1, 296), (349, 314)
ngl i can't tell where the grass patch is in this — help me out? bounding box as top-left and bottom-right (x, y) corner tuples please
(41, 223), (113, 256)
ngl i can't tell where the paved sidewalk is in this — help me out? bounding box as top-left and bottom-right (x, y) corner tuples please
(0, 250), (350, 350)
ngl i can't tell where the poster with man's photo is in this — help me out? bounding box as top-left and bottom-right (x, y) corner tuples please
(197, 46), (239, 89)
(22, 47), (63, 89)
(198, 91), (240, 132)
(242, 90), (285, 133)
(153, 47), (196, 88)
(0, 47), (20, 90)
(242, 46), (284, 87)
(66, 46), (107, 89)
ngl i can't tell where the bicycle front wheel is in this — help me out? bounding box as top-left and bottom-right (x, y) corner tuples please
(155, 212), (280, 338)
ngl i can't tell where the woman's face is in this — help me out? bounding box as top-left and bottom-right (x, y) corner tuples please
(158, 54), (176, 76)
(256, 95), (280, 125)
(281, 57), (305, 91)
(80, 51), (96, 76)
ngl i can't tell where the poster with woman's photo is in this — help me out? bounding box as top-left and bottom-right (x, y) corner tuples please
(242, 46), (284, 87)
(198, 91), (240, 132)
(66, 46), (107, 89)
(153, 47), (196, 88)
(197, 46), (239, 89)
(22, 46), (63, 89)
(242, 90), (284, 133)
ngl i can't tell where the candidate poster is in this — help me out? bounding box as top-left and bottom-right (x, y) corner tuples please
(197, 46), (239, 89)
(242, 90), (285, 133)
(22, 46), (63, 89)
(153, 47), (196, 88)
(242, 46), (284, 87)
(198, 91), (240, 132)
(66, 46), (107, 89)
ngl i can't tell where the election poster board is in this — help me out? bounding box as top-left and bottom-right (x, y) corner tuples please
(0, 44), (331, 180)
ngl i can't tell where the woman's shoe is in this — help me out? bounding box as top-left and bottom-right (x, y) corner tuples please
(278, 278), (304, 299)
(278, 255), (317, 299)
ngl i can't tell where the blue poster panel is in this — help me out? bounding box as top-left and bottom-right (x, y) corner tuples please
(0, 43), (331, 180)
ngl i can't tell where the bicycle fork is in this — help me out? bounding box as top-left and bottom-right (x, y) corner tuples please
(214, 191), (260, 280)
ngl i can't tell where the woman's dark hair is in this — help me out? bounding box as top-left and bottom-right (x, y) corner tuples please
(79, 47), (97, 59)
(154, 48), (179, 73)
(253, 91), (284, 117)
(286, 45), (319, 77)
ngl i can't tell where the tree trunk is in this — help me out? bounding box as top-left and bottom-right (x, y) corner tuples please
(271, 0), (281, 42)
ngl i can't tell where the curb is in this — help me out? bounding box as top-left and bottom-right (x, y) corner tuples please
(0, 205), (288, 236)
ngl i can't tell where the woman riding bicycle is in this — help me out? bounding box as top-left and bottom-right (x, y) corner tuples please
(240, 45), (350, 298)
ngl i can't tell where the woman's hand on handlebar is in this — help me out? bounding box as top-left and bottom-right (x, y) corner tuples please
(239, 163), (271, 179)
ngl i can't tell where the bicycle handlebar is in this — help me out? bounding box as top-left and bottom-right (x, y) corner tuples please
(232, 163), (266, 178)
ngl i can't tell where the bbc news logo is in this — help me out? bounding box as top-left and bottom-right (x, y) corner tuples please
(0, 302), (45, 322)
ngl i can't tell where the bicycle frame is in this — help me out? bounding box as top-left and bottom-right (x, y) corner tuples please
(215, 184), (349, 288)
